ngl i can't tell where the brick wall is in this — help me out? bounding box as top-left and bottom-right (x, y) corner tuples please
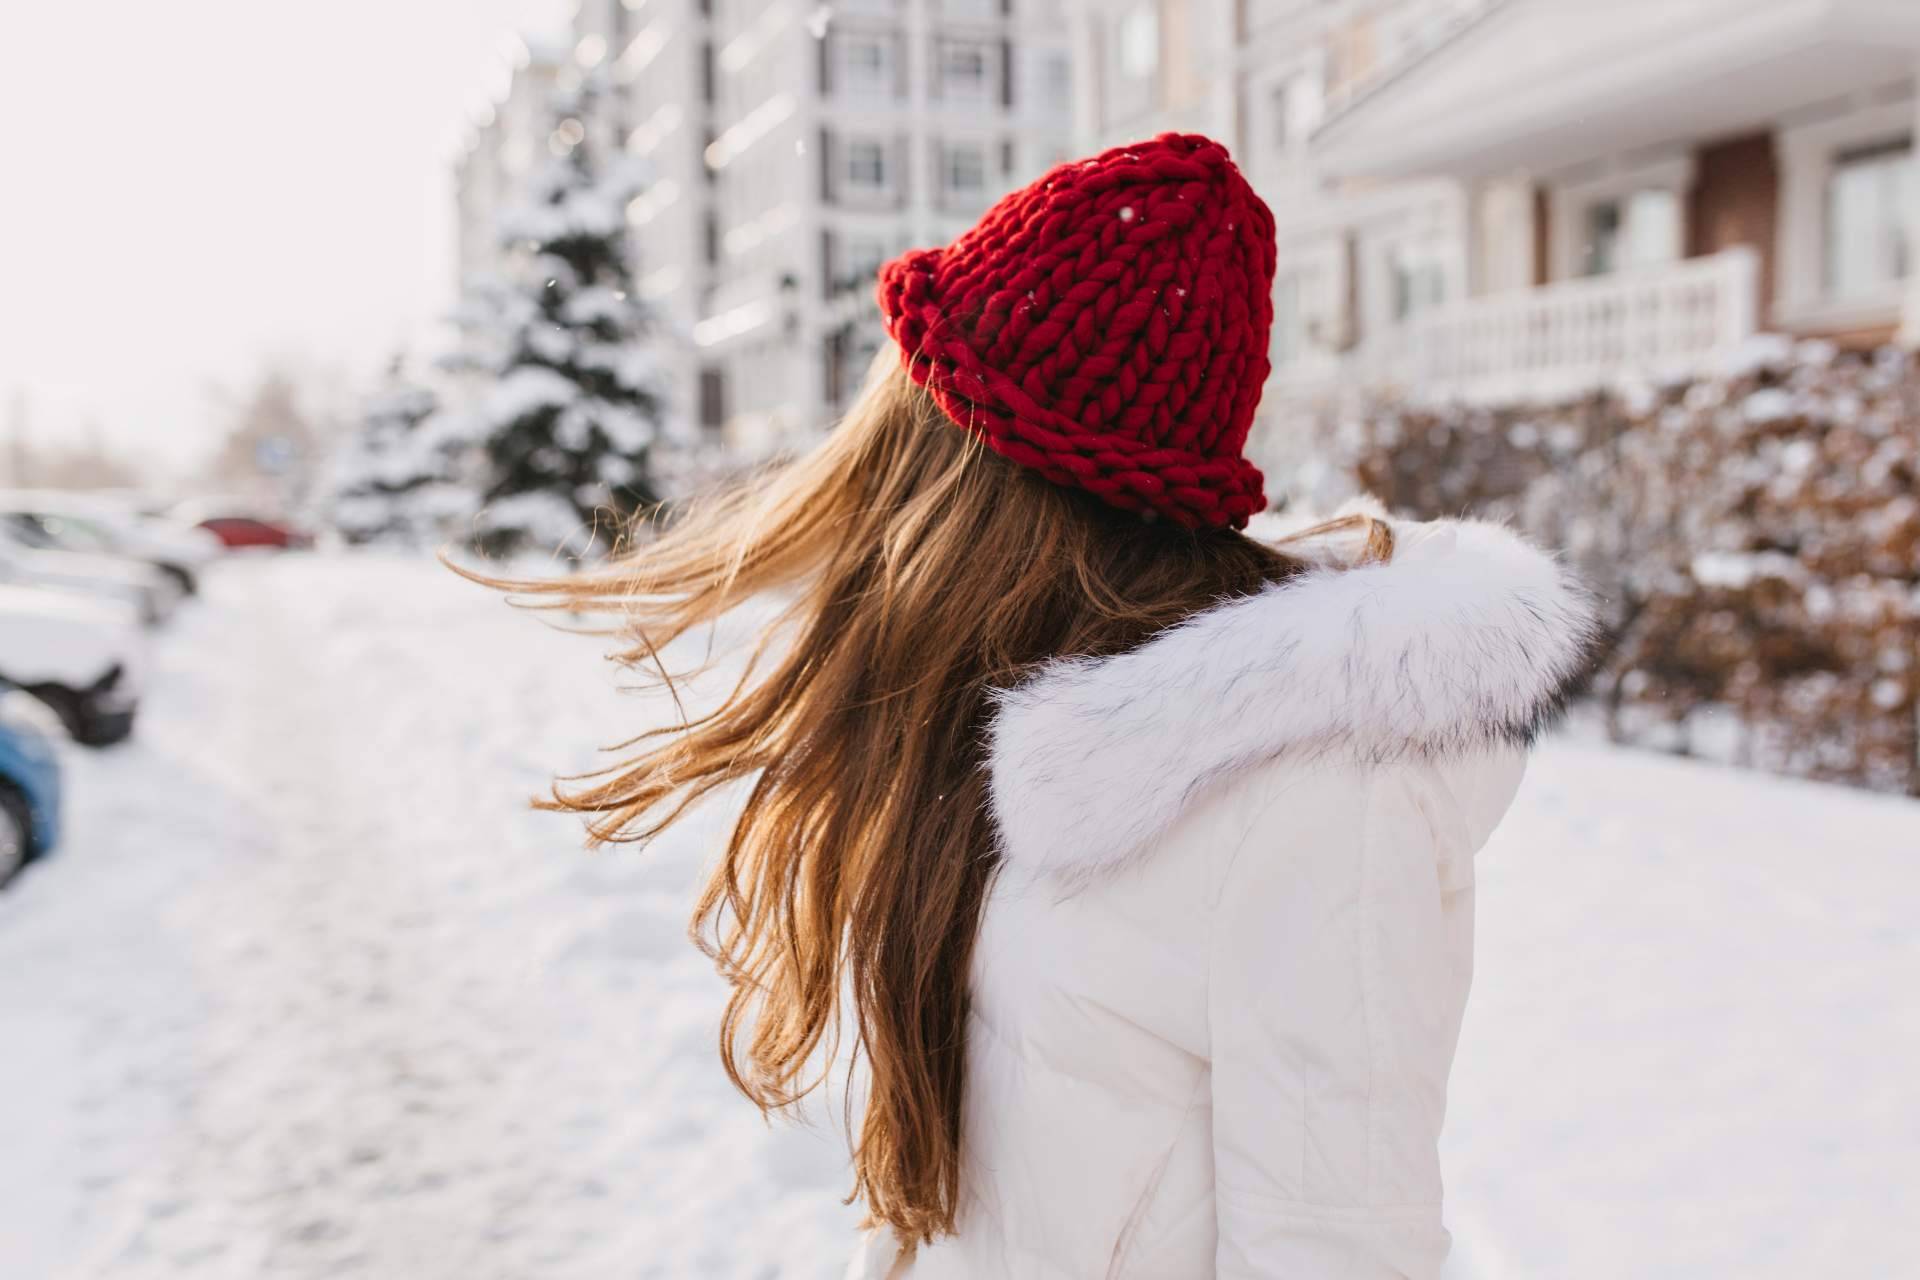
(1688, 131), (1779, 322)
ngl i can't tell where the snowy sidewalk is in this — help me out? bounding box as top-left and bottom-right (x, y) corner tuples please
(1, 554), (1915, 1279)
(0, 556), (859, 1280)
(1447, 740), (1920, 1278)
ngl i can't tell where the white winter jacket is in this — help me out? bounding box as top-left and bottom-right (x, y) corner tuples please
(847, 514), (1601, 1280)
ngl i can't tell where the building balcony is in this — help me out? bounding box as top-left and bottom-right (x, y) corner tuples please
(1315, 0), (1511, 139)
(1276, 246), (1762, 405)
(1313, 0), (1920, 182)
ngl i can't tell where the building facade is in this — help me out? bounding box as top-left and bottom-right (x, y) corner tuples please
(454, 39), (570, 289)
(1307, 0), (1920, 386)
(578, 0), (1076, 458)
(573, 0), (716, 443)
(478, 1), (1920, 475)
(1069, 0), (1920, 475)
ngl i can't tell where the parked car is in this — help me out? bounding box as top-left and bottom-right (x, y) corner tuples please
(0, 681), (64, 887)
(0, 491), (223, 594)
(168, 498), (311, 548)
(192, 514), (311, 550)
(0, 585), (144, 746)
(0, 523), (179, 625)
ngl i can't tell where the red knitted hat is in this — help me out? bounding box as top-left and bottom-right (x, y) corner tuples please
(876, 133), (1275, 529)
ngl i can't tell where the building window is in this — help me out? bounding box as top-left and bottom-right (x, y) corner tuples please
(1108, 1), (1158, 122)
(1272, 270), (1302, 367)
(1622, 189), (1681, 271)
(1387, 241), (1446, 322)
(938, 40), (991, 101)
(698, 366), (727, 432)
(838, 32), (891, 97)
(1270, 71), (1323, 152)
(848, 36), (886, 80)
(1581, 200), (1622, 276)
(1578, 188), (1681, 277)
(1041, 51), (1071, 114)
(945, 143), (987, 200)
(1118, 3), (1157, 80)
(1825, 137), (1914, 299)
(848, 235), (889, 282)
(832, 233), (891, 294)
(846, 138), (889, 190)
(826, 323), (886, 410)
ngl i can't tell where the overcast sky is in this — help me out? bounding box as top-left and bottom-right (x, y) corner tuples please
(0, 0), (569, 474)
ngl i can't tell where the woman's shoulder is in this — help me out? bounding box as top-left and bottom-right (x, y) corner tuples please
(984, 499), (1604, 882)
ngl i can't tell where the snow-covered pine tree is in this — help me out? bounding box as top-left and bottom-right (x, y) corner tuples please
(466, 75), (663, 556)
(329, 358), (472, 548)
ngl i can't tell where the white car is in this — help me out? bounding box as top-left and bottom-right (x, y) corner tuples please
(0, 491), (222, 595)
(0, 523), (180, 625)
(0, 585), (144, 746)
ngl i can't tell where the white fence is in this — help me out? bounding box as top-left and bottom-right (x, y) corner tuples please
(1282, 247), (1763, 407)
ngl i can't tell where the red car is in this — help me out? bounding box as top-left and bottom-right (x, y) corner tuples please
(195, 516), (311, 550)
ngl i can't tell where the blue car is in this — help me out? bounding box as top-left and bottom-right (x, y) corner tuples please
(0, 682), (63, 887)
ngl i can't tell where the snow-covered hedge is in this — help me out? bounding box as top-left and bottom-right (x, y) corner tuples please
(1305, 340), (1920, 794)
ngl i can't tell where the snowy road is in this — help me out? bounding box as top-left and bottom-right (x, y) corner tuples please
(2, 554), (1915, 1279)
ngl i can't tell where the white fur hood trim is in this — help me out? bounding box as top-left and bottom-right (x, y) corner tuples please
(985, 515), (1604, 879)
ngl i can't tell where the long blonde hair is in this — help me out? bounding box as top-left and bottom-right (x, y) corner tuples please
(488, 355), (1304, 1243)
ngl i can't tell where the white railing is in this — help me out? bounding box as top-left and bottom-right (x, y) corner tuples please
(1325, 247), (1762, 405)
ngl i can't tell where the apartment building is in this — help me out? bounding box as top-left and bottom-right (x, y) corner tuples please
(572, 0), (714, 434)
(1070, 0), (1920, 471)
(1308, 0), (1920, 387)
(572, 0), (638, 150)
(1068, 0), (1494, 473)
(581, 0), (1075, 457)
(453, 38), (570, 287)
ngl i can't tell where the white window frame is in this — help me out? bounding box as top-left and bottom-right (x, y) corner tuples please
(1546, 152), (1692, 283)
(1823, 139), (1913, 297)
(1106, 1), (1159, 125)
(1353, 191), (1468, 348)
(844, 137), (890, 191)
(837, 31), (893, 100)
(938, 38), (993, 104)
(944, 142), (988, 201)
(1385, 238), (1450, 321)
(1268, 234), (1347, 383)
(1271, 267), (1306, 369)
(843, 233), (891, 286)
(1039, 50), (1072, 117)
(1778, 96), (1916, 331)
(1118, 3), (1157, 78)
(1270, 67), (1323, 154)
(1235, 51), (1324, 188)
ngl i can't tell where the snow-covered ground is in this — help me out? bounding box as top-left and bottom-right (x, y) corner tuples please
(1, 555), (1914, 1279)
(1445, 741), (1920, 1277)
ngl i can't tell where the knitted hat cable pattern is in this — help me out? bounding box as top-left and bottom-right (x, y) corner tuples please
(876, 133), (1277, 530)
